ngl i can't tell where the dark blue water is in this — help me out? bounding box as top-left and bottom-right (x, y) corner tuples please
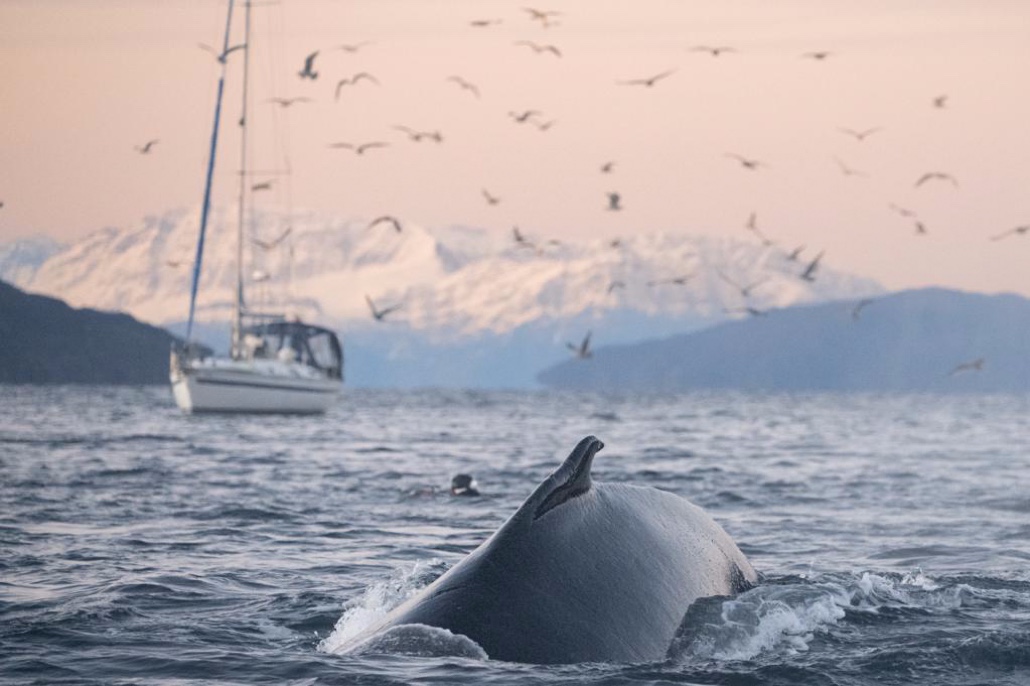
(2, 386), (1029, 685)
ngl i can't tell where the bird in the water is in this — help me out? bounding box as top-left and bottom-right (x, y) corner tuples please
(948, 358), (985, 376)
(450, 473), (480, 496)
(800, 250), (824, 282)
(297, 51), (319, 79)
(914, 172), (958, 188)
(515, 40), (562, 57)
(606, 192), (622, 211)
(726, 153), (767, 170)
(365, 294), (403, 322)
(567, 331), (592, 359)
(447, 75), (480, 98)
(328, 141), (389, 155)
(617, 69), (676, 87)
(367, 215), (402, 233)
(251, 227), (292, 250)
(990, 225), (1030, 241)
(838, 126), (882, 142)
(334, 72), (379, 100)
(198, 42), (246, 63)
(690, 45), (735, 57)
(134, 139), (159, 154)
(482, 189), (501, 205)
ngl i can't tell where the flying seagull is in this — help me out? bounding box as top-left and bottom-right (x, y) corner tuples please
(606, 280), (626, 294)
(523, 7), (562, 27)
(267, 97), (311, 108)
(298, 51), (319, 79)
(800, 250), (824, 282)
(838, 126), (882, 142)
(888, 203), (917, 218)
(328, 141), (389, 155)
(134, 139), (159, 154)
(725, 306), (768, 317)
(566, 331), (592, 359)
(932, 94), (948, 109)
(690, 45), (735, 57)
(851, 298), (875, 321)
(647, 275), (693, 287)
(251, 227), (292, 250)
(251, 180), (273, 192)
(914, 172), (958, 188)
(726, 153), (767, 170)
(198, 42), (246, 63)
(365, 295), (402, 322)
(447, 75), (480, 98)
(509, 109), (541, 124)
(802, 51), (832, 60)
(335, 72), (379, 100)
(337, 42), (372, 53)
(990, 225), (1030, 241)
(785, 245), (805, 262)
(617, 69), (676, 87)
(833, 156), (868, 178)
(948, 357), (985, 376)
(394, 125), (443, 143)
(606, 192), (622, 212)
(367, 215), (402, 233)
(717, 269), (769, 298)
(482, 188), (501, 205)
(600, 161), (616, 174)
(512, 226), (535, 249)
(515, 40), (562, 57)
(469, 19), (503, 28)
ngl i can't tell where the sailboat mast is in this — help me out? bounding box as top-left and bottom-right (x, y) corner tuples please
(231, 0), (253, 359)
(185, 0), (236, 343)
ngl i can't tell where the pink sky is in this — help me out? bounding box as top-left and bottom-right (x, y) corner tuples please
(1, 0), (1028, 295)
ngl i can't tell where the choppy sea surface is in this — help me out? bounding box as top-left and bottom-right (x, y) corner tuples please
(2, 385), (1029, 685)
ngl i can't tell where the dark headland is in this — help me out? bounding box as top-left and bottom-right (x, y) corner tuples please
(0, 280), (178, 384)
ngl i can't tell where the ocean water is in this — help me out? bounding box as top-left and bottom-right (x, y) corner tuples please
(1, 385), (1029, 685)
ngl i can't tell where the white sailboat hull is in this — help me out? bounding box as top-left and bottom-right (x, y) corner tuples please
(171, 357), (341, 414)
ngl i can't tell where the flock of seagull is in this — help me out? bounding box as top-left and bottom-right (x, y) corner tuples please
(130, 5), (1025, 376)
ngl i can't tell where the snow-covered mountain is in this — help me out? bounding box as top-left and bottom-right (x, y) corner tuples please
(3, 207), (884, 387)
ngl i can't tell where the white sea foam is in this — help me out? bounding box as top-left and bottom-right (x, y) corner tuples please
(341, 623), (488, 660)
(317, 559), (446, 655)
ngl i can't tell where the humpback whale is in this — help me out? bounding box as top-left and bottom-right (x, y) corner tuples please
(338, 436), (757, 664)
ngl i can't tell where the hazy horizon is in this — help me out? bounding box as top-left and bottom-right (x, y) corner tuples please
(2, 0), (1028, 297)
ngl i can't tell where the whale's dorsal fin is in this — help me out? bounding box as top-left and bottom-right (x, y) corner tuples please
(533, 436), (603, 520)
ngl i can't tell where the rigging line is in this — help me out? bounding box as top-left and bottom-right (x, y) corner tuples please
(186, 0), (236, 343)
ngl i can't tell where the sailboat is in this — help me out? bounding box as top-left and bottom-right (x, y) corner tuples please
(170, 0), (343, 414)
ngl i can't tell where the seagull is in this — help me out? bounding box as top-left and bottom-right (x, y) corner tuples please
(888, 203), (918, 218)
(851, 298), (875, 320)
(268, 97), (311, 108)
(744, 212), (774, 246)
(838, 126), (882, 142)
(367, 215), (402, 233)
(534, 119), (557, 131)
(482, 188), (501, 205)
(365, 295), (402, 322)
(337, 42), (372, 53)
(469, 18), (503, 28)
(802, 51), (832, 60)
(833, 156), (868, 178)
(800, 250), (824, 282)
(335, 72), (379, 100)
(606, 280), (626, 294)
(566, 331), (592, 359)
(198, 42), (246, 63)
(785, 245), (805, 261)
(932, 94), (949, 109)
(328, 141), (389, 155)
(523, 7), (562, 27)
(606, 192), (622, 212)
(913, 220), (928, 235)
(134, 139), (159, 154)
(600, 161), (616, 174)
(515, 40), (562, 57)
(690, 45), (735, 57)
(297, 51), (319, 79)
(717, 269), (769, 297)
(725, 306), (768, 317)
(251, 227), (292, 250)
(990, 225), (1030, 241)
(165, 259), (184, 268)
(948, 358), (984, 376)
(394, 125), (443, 143)
(617, 69), (676, 87)
(251, 180), (273, 192)
(609, 238), (622, 248)
(447, 75), (480, 98)
(512, 226), (535, 249)
(914, 172), (958, 188)
(509, 109), (541, 124)
(726, 153), (767, 170)
(647, 275), (693, 286)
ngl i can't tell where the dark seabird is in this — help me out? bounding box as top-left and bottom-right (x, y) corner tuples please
(134, 139), (159, 154)
(838, 126), (882, 142)
(450, 474), (480, 496)
(567, 331), (592, 359)
(617, 69), (676, 87)
(297, 51), (319, 79)
(328, 141), (389, 155)
(365, 294), (403, 322)
(800, 250), (824, 282)
(914, 172), (958, 188)
(990, 225), (1030, 241)
(948, 358), (985, 376)
(335, 72), (379, 100)
(447, 75), (480, 98)
(515, 40), (562, 57)
(367, 215), (402, 233)
(251, 228), (292, 251)
(606, 192), (622, 211)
